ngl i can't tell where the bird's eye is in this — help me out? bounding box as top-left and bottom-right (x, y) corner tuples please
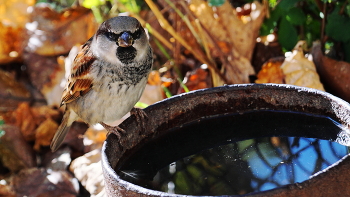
(131, 28), (142, 40)
(105, 32), (118, 41)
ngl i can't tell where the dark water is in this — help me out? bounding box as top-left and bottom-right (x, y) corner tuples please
(118, 137), (349, 196)
(116, 111), (350, 195)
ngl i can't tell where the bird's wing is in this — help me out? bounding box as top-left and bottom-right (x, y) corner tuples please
(61, 38), (96, 106)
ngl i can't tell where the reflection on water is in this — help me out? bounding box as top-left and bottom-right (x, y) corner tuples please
(119, 137), (349, 196)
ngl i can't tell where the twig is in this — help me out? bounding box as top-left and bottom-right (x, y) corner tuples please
(339, 0), (348, 15)
(145, 0), (226, 86)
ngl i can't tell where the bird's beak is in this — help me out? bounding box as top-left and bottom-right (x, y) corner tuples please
(118, 32), (133, 47)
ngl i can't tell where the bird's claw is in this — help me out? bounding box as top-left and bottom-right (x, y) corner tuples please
(130, 107), (148, 121)
(100, 122), (125, 139)
(130, 107), (148, 131)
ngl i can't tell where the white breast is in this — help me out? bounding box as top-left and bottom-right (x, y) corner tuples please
(72, 76), (148, 125)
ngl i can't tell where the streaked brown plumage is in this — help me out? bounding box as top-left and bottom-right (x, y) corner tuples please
(50, 16), (153, 151)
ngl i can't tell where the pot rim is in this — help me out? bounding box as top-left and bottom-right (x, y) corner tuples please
(102, 83), (350, 196)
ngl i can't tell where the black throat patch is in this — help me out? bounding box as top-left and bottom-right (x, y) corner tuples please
(117, 47), (137, 64)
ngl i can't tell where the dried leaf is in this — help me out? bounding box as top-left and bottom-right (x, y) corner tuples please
(23, 53), (63, 106)
(39, 55), (66, 107)
(14, 103), (36, 141)
(31, 105), (62, 125)
(26, 6), (98, 56)
(216, 1), (266, 60)
(84, 126), (108, 150)
(252, 40), (283, 73)
(161, 69), (175, 88)
(147, 70), (161, 86)
(34, 118), (59, 151)
(0, 70), (31, 111)
(189, 0), (228, 42)
(138, 71), (163, 105)
(12, 102), (62, 141)
(189, 0), (266, 83)
(255, 57), (284, 84)
(24, 44), (78, 107)
(179, 67), (211, 93)
(12, 168), (79, 197)
(10, 102), (61, 148)
(0, 177), (15, 197)
(0, 0), (35, 64)
(0, 125), (36, 172)
(280, 41), (325, 91)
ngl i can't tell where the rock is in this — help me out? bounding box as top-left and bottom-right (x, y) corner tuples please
(0, 70), (31, 112)
(0, 124), (36, 172)
(70, 149), (105, 196)
(12, 168), (79, 197)
(42, 146), (72, 171)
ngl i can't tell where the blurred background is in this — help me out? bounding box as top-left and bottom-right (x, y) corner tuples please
(1, 0), (350, 196)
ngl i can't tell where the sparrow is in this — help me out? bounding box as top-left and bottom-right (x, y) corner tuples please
(50, 16), (153, 152)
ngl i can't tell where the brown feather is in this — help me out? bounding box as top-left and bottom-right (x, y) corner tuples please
(60, 39), (96, 106)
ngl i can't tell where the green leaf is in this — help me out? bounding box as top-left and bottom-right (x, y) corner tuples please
(36, 0), (76, 12)
(177, 78), (190, 93)
(208, 0), (225, 6)
(272, 4), (284, 20)
(278, 0), (300, 11)
(162, 86), (173, 98)
(286, 7), (306, 25)
(268, 0), (278, 7)
(82, 0), (102, 8)
(326, 7), (350, 42)
(304, 16), (320, 46)
(278, 17), (298, 50)
(260, 22), (274, 36)
(118, 0), (143, 14)
(260, 5), (282, 35)
(135, 102), (149, 109)
(346, 4), (350, 17)
(306, 15), (321, 35)
(307, 0), (322, 16)
(305, 32), (313, 47)
(0, 119), (5, 138)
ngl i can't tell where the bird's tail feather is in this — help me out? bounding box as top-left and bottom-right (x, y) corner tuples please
(50, 109), (74, 152)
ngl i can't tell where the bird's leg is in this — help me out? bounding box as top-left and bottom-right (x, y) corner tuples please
(100, 122), (125, 139)
(101, 108), (147, 138)
(130, 107), (148, 131)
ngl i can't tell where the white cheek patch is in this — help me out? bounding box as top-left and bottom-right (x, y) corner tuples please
(91, 37), (122, 64)
(134, 45), (148, 62)
(91, 35), (149, 65)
